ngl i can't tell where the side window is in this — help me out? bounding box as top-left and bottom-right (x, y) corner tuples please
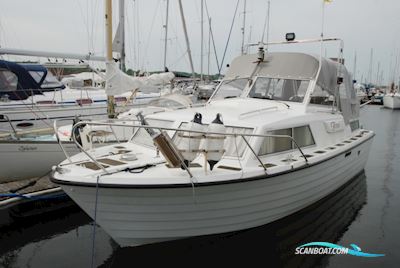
(0, 69), (18, 91)
(310, 84), (332, 105)
(258, 126), (315, 156)
(259, 128), (292, 155)
(293, 126), (315, 147)
(350, 120), (360, 131)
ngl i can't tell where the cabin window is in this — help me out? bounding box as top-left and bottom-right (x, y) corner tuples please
(350, 120), (360, 131)
(29, 71), (45, 83)
(173, 122), (253, 158)
(293, 125), (315, 147)
(249, 77), (309, 103)
(310, 84), (333, 105)
(212, 78), (249, 100)
(0, 69), (18, 91)
(224, 127), (253, 157)
(258, 125), (315, 155)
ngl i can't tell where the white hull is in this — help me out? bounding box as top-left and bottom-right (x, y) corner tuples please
(60, 137), (372, 247)
(0, 141), (79, 183)
(0, 91), (160, 132)
(0, 101), (151, 132)
(383, 95), (400, 109)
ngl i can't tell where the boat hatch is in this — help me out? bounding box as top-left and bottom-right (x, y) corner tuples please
(97, 158), (126, 166)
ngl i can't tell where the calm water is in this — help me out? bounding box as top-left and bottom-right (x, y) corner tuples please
(0, 105), (399, 268)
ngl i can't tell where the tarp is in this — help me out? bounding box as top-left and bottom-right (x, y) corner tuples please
(224, 52), (358, 124)
(105, 61), (175, 96)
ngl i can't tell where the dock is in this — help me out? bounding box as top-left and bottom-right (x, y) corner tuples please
(0, 175), (70, 227)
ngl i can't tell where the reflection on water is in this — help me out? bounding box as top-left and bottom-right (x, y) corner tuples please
(0, 172), (367, 268)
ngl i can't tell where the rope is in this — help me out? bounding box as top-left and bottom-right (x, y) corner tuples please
(0, 192), (66, 200)
(204, 0), (221, 74)
(90, 175), (100, 268)
(218, 0), (240, 76)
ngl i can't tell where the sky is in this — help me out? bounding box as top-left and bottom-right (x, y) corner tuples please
(1, 0), (400, 85)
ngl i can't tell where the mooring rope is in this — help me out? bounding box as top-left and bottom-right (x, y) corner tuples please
(90, 175), (101, 268)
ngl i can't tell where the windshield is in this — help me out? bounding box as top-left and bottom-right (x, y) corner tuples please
(211, 78), (249, 100)
(248, 77), (310, 103)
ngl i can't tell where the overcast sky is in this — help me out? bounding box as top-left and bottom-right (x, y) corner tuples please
(1, 0), (400, 85)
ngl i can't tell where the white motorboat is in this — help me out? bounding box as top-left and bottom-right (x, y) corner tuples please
(51, 37), (374, 247)
(383, 92), (400, 109)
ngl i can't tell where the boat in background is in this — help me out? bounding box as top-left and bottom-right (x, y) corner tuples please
(383, 92), (400, 109)
(354, 83), (368, 104)
(383, 83), (400, 109)
(0, 59), (162, 132)
(52, 37), (374, 247)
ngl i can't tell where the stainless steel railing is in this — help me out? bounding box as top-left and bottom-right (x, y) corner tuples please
(55, 120), (309, 177)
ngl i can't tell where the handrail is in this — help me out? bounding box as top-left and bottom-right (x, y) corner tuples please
(53, 119), (73, 164)
(60, 120), (310, 178)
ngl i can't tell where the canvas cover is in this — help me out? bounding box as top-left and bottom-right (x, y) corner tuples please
(105, 61), (175, 96)
(224, 52), (358, 123)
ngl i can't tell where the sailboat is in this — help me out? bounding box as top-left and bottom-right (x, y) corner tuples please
(0, 0), (176, 184)
(0, 0), (166, 132)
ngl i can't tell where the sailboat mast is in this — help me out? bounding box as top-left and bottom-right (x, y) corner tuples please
(119, 0), (126, 72)
(106, 0), (116, 118)
(178, 0), (196, 79)
(376, 61), (380, 86)
(368, 48), (373, 84)
(241, 0), (247, 55)
(207, 17), (211, 78)
(163, 0), (169, 70)
(200, 0), (204, 82)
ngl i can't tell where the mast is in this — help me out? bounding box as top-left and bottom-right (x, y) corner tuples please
(376, 61), (380, 86)
(200, 0), (204, 82)
(163, 0), (169, 70)
(207, 17), (211, 78)
(367, 48), (373, 85)
(241, 0), (247, 55)
(178, 0), (195, 79)
(119, 0), (126, 72)
(106, 0), (116, 118)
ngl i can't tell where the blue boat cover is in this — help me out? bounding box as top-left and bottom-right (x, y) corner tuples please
(0, 59), (64, 100)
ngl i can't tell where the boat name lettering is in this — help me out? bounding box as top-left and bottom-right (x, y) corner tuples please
(18, 145), (38, 152)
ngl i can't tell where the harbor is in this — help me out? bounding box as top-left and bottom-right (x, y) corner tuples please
(1, 0), (400, 267)
(0, 106), (399, 267)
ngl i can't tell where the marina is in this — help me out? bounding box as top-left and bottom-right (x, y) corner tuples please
(1, 0), (400, 267)
(0, 105), (399, 267)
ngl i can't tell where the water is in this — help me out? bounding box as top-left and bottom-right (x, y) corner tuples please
(0, 105), (399, 268)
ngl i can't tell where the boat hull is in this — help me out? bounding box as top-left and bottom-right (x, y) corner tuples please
(59, 137), (373, 247)
(0, 101), (148, 132)
(383, 95), (400, 109)
(0, 141), (79, 183)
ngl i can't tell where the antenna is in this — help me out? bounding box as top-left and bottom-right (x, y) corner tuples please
(163, 0), (169, 70)
(241, 0), (247, 55)
(261, 1), (270, 44)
